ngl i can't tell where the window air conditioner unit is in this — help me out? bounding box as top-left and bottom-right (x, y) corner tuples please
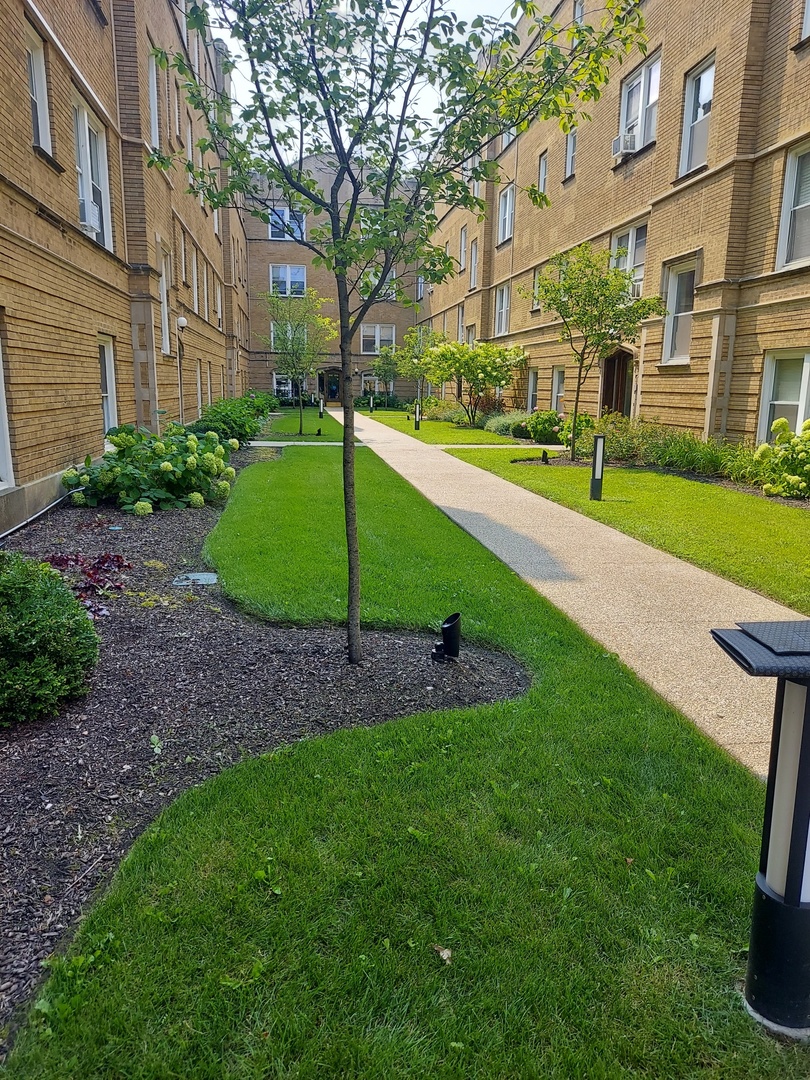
(79, 199), (101, 233)
(611, 132), (636, 157)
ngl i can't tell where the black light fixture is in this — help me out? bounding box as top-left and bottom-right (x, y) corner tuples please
(590, 434), (605, 500)
(711, 619), (810, 1036)
(414, 400), (421, 431)
(432, 612), (461, 663)
(369, 394), (374, 413)
(319, 397), (324, 419)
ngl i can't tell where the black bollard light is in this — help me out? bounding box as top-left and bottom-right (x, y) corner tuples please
(319, 397), (324, 419)
(369, 394), (374, 414)
(711, 620), (810, 1036)
(414, 400), (421, 431)
(441, 612), (461, 659)
(590, 434), (605, 501)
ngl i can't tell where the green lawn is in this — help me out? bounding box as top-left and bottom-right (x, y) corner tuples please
(6, 448), (809, 1078)
(261, 407), (345, 440)
(449, 448), (810, 616)
(359, 408), (521, 444)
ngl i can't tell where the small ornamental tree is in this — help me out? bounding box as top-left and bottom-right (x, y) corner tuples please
(260, 289), (337, 435)
(533, 243), (667, 460)
(157, 0), (646, 662)
(370, 347), (399, 407)
(395, 327), (447, 411)
(425, 341), (526, 426)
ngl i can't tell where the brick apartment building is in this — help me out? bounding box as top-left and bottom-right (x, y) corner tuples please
(0, 0), (250, 534)
(246, 157), (419, 404)
(422, 0), (810, 443)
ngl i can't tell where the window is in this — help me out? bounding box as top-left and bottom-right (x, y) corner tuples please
(270, 264), (306, 296)
(179, 229), (187, 283)
(552, 366), (566, 414)
(416, 274), (425, 301)
(270, 322), (294, 351)
(203, 261), (209, 321)
(25, 25), (51, 154)
(538, 151), (548, 195)
(494, 284), (510, 336)
(502, 127), (516, 151)
(612, 222), (648, 297)
(573, 0), (585, 23)
(173, 80), (181, 137)
(0, 334), (13, 489)
(565, 129), (577, 178)
(360, 324), (395, 353)
(463, 152), (481, 198)
(459, 226), (467, 270)
(213, 203), (219, 236)
(73, 97), (111, 249)
(207, 361), (213, 404)
(99, 336), (117, 435)
(759, 352), (810, 442)
(191, 246), (199, 312)
(216, 280), (222, 329)
(805, 0), (810, 39)
(618, 54), (660, 151)
(360, 267), (396, 300)
(680, 60), (714, 175)
(269, 208), (305, 240)
(469, 238), (478, 288)
(147, 47), (160, 149)
(664, 261), (696, 362)
(457, 303), (465, 342)
(196, 359), (203, 417)
(185, 116), (193, 162)
(777, 143), (810, 268)
(527, 368), (538, 411)
(466, 325), (476, 346)
(159, 252), (171, 353)
(532, 266), (543, 309)
(498, 185), (515, 243)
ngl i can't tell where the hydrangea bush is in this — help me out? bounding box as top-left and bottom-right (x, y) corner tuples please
(525, 410), (565, 444)
(62, 425), (238, 512)
(757, 418), (810, 498)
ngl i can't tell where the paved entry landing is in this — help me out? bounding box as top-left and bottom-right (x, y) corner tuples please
(340, 410), (803, 775)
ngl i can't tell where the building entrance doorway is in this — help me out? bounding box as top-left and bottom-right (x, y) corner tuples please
(601, 350), (634, 416)
(319, 369), (342, 402)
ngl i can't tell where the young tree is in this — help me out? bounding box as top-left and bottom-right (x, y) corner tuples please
(395, 327), (447, 410)
(533, 243), (667, 460)
(163, 0), (646, 662)
(425, 341), (525, 426)
(260, 289), (337, 435)
(370, 348), (399, 407)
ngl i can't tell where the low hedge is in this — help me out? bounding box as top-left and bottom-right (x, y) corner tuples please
(0, 552), (99, 726)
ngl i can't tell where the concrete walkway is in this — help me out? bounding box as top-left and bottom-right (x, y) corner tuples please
(334, 410), (807, 776)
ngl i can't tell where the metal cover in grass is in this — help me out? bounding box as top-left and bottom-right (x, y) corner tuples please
(172, 572), (218, 586)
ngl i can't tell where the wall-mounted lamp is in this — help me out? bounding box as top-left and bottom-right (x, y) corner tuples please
(177, 317), (188, 331)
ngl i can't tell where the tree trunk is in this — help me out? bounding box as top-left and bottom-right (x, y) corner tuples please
(337, 283), (362, 664)
(570, 364), (585, 462)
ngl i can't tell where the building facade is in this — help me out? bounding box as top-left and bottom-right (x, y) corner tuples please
(422, 0), (810, 443)
(0, 0), (249, 533)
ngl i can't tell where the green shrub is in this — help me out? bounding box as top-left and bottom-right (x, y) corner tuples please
(578, 413), (666, 464)
(484, 412), (528, 436)
(757, 417), (810, 498)
(186, 394), (268, 442)
(62, 425), (237, 512)
(0, 552), (99, 725)
(525, 410), (564, 444)
(423, 403), (469, 424)
(560, 411), (594, 447)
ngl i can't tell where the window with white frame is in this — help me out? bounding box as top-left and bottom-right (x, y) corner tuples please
(532, 266), (543, 309)
(360, 324), (395, 353)
(502, 127), (516, 151)
(664, 260), (696, 362)
(466, 324), (476, 346)
(612, 222), (648, 297)
(527, 368), (538, 411)
(203, 261), (209, 321)
(457, 303), (465, 342)
(270, 264), (306, 296)
(179, 229), (187, 283)
(680, 59), (714, 176)
(25, 24), (51, 154)
(269, 208), (305, 240)
(758, 351), (810, 442)
(196, 359), (203, 417)
(191, 246), (199, 312)
(538, 151), (548, 195)
(618, 54), (660, 152)
(498, 185), (515, 243)
(552, 366), (566, 414)
(147, 47), (160, 149)
(360, 266), (396, 300)
(777, 143), (810, 269)
(216, 280), (222, 329)
(73, 97), (112, 249)
(565, 128), (577, 178)
(494, 284), (510, 335)
(804, 0), (810, 39)
(159, 252), (171, 353)
(0, 334), (13, 489)
(173, 79), (181, 138)
(98, 336), (118, 435)
(573, 0), (585, 23)
(459, 226), (467, 270)
(416, 274), (425, 301)
(469, 238), (478, 288)
(463, 152), (481, 198)
(269, 322), (295, 351)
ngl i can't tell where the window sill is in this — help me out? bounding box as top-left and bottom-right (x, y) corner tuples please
(467, 284), (479, 293)
(672, 162), (708, 186)
(33, 145), (65, 174)
(611, 140), (656, 172)
(656, 360), (691, 369)
(792, 35), (810, 53)
(774, 255), (810, 275)
(495, 237), (513, 250)
(561, 173), (575, 186)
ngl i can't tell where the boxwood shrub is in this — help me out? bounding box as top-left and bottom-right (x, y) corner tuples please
(0, 552), (99, 726)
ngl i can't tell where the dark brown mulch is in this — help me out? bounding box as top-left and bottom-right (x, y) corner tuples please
(0, 452), (530, 1055)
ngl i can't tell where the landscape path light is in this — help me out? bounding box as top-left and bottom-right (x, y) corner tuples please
(590, 434), (605, 500)
(414, 400), (421, 431)
(711, 619), (810, 1036)
(319, 397), (324, 419)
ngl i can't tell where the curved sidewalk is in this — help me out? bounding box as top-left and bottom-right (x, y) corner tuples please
(342, 411), (804, 776)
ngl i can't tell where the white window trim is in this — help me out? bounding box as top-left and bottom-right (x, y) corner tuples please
(147, 47), (160, 149)
(469, 238), (478, 289)
(758, 350), (810, 443)
(73, 95), (113, 250)
(804, 0), (810, 40)
(527, 368), (538, 411)
(459, 226), (467, 270)
(618, 54), (660, 151)
(573, 0), (585, 24)
(269, 208), (305, 241)
(532, 266), (543, 310)
(538, 151), (548, 195)
(611, 220), (648, 298)
(99, 335), (118, 436)
(552, 366), (566, 414)
(270, 263), (307, 296)
(457, 303), (465, 342)
(360, 324), (396, 354)
(191, 246), (199, 313)
(494, 284), (510, 336)
(776, 140), (810, 271)
(663, 259), (697, 364)
(416, 274), (425, 301)
(159, 252), (171, 353)
(679, 57), (715, 177)
(0, 335), (15, 489)
(501, 127), (516, 151)
(216, 280), (223, 329)
(565, 129), (577, 178)
(203, 260), (209, 322)
(497, 185), (515, 244)
(25, 24), (52, 155)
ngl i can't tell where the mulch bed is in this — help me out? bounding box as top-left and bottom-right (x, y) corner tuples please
(0, 449), (530, 1056)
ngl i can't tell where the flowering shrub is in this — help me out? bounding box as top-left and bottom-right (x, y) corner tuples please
(560, 411), (594, 448)
(525, 410), (564, 444)
(758, 418), (810, 498)
(185, 392), (275, 442)
(0, 552), (99, 725)
(484, 411), (531, 436)
(61, 424), (236, 512)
